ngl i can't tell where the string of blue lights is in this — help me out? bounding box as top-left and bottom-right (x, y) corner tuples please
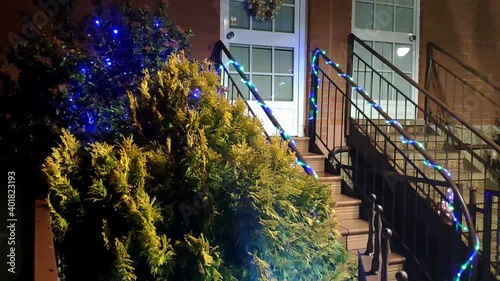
(310, 49), (479, 281)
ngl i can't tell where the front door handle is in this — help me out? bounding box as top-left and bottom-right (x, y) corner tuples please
(227, 31), (235, 40)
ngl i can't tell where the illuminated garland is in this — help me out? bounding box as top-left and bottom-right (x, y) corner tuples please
(247, 0), (283, 21)
(219, 60), (318, 179)
(310, 49), (480, 280)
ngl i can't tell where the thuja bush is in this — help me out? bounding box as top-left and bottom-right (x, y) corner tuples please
(45, 52), (355, 281)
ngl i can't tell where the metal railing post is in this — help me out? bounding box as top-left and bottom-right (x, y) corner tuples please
(381, 228), (392, 281)
(309, 51), (320, 150)
(482, 191), (493, 275)
(344, 34), (355, 138)
(364, 194), (377, 255)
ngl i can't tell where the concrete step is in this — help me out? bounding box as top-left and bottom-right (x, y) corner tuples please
(301, 152), (325, 173)
(293, 137), (309, 155)
(332, 194), (362, 220)
(338, 218), (370, 250)
(317, 172), (342, 195)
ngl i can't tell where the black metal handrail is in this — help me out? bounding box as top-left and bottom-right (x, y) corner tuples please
(427, 42), (500, 93)
(311, 48), (479, 280)
(210, 40), (316, 177)
(349, 34), (500, 153)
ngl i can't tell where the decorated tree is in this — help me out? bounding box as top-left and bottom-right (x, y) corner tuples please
(1, 0), (192, 196)
(45, 52), (355, 281)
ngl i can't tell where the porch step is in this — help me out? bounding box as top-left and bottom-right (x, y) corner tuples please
(301, 152), (325, 173)
(338, 219), (370, 250)
(317, 172), (342, 195)
(332, 194), (361, 220)
(293, 136), (309, 154)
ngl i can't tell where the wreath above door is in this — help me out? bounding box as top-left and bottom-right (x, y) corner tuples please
(247, 0), (283, 21)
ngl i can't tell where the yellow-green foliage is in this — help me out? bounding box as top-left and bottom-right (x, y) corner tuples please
(44, 132), (175, 281)
(45, 52), (355, 281)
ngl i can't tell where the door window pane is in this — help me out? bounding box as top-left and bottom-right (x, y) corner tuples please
(229, 0), (250, 29)
(356, 0), (415, 32)
(275, 48), (294, 74)
(353, 71), (372, 96)
(354, 41), (373, 70)
(394, 74), (413, 100)
(373, 42), (393, 71)
(229, 45), (249, 72)
(230, 77), (250, 100)
(283, 0), (294, 4)
(375, 72), (393, 100)
(374, 4), (394, 31)
(253, 18), (273, 31)
(394, 43), (413, 72)
(395, 7), (414, 33)
(229, 45), (295, 102)
(396, 0), (413, 6)
(355, 2), (374, 30)
(275, 6), (295, 33)
(274, 76), (293, 101)
(252, 75), (272, 101)
(252, 47), (272, 72)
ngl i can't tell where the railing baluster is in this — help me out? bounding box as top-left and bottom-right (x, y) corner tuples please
(365, 194), (377, 255)
(469, 187), (477, 226)
(381, 228), (393, 281)
(483, 190), (493, 275)
(370, 205), (383, 274)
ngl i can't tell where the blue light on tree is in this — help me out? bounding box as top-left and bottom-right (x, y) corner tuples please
(56, 0), (193, 143)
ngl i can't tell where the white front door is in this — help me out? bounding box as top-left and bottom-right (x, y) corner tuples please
(220, 0), (305, 136)
(352, 0), (420, 120)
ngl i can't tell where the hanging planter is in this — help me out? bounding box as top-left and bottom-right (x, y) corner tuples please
(247, 0), (283, 21)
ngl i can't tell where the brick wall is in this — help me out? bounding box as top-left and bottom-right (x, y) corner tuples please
(308, 0), (352, 148)
(419, 0), (500, 127)
(419, 0), (500, 86)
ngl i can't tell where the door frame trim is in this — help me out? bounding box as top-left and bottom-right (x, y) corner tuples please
(351, 0), (421, 118)
(219, 0), (308, 136)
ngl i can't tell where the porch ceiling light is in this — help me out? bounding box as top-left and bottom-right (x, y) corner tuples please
(397, 47), (410, 57)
